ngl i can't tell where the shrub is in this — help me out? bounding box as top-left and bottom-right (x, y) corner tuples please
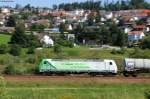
(111, 49), (117, 54)
(53, 44), (62, 53)
(4, 64), (16, 75)
(56, 39), (74, 48)
(25, 57), (36, 64)
(0, 44), (7, 54)
(9, 44), (21, 56)
(145, 91), (150, 99)
(142, 35), (150, 49)
(27, 46), (35, 54)
(117, 47), (126, 54)
(4, 64), (27, 75)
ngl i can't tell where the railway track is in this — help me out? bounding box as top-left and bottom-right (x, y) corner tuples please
(3, 75), (150, 84)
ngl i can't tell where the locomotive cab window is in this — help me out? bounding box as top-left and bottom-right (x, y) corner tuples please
(44, 61), (47, 64)
(110, 62), (113, 65)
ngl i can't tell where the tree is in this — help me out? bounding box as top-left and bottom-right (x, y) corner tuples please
(99, 25), (111, 45)
(130, 0), (145, 9)
(24, 4), (31, 10)
(109, 24), (126, 47)
(142, 36), (150, 49)
(9, 44), (21, 56)
(27, 33), (40, 47)
(87, 15), (95, 26)
(11, 24), (29, 47)
(59, 23), (66, 33)
(53, 5), (58, 10)
(6, 15), (16, 27)
(30, 24), (45, 31)
(15, 4), (21, 9)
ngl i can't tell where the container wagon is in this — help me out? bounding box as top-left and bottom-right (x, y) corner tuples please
(38, 59), (118, 76)
(123, 58), (150, 77)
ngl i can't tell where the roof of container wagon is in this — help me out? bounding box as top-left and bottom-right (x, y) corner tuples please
(125, 58), (150, 61)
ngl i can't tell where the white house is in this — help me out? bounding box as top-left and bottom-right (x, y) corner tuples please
(40, 35), (54, 47)
(128, 31), (145, 42)
(1, 8), (10, 13)
(124, 27), (132, 34)
(67, 24), (73, 31)
(105, 12), (113, 19)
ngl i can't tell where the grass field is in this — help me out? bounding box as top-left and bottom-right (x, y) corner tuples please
(5, 86), (149, 99)
(0, 34), (11, 44)
(0, 76), (150, 99)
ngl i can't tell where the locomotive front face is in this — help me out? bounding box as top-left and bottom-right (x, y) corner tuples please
(104, 60), (118, 74)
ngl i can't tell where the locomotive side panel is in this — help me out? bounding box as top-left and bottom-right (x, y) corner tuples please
(38, 59), (118, 75)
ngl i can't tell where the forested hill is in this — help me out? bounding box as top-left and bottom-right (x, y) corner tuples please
(53, 0), (150, 11)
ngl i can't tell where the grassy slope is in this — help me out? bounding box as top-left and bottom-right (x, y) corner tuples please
(0, 34), (11, 44)
(1, 47), (150, 74)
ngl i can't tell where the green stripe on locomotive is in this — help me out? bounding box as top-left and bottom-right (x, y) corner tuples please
(39, 59), (91, 72)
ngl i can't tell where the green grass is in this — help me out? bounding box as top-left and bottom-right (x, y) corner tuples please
(5, 87), (148, 99)
(2, 80), (150, 99)
(0, 34), (11, 44)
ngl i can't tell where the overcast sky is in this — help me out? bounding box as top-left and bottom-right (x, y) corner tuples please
(0, 0), (149, 8)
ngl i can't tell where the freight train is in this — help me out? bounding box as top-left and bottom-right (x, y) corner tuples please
(38, 58), (150, 77)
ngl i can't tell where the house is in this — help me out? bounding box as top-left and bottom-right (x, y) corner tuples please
(40, 35), (54, 47)
(133, 25), (145, 31)
(33, 19), (50, 27)
(0, 8), (10, 15)
(105, 12), (113, 19)
(123, 26), (132, 33)
(44, 28), (60, 33)
(51, 10), (66, 17)
(0, 14), (5, 26)
(67, 24), (73, 31)
(128, 31), (145, 43)
(0, 27), (15, 33)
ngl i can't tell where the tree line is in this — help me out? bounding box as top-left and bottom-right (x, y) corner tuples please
(53, 0), (150, 11)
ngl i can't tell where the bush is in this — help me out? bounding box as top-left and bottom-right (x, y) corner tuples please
(117, 48), (126, 54)
(4, 64), (27, 75)
(111, 49), (117, 54)
(145, 91), (150, 99)
(53, 44), (62, 53)
(4, 64), (16, 75)
(9, 44), (21, 56)
(142, 36), (150, 49)
(111, 48), (126, 55)
(56, 39), (74, 48)
(27, 46), (35, 54)
(0, 44), (7, 54)
(25, 57), (36, 64)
